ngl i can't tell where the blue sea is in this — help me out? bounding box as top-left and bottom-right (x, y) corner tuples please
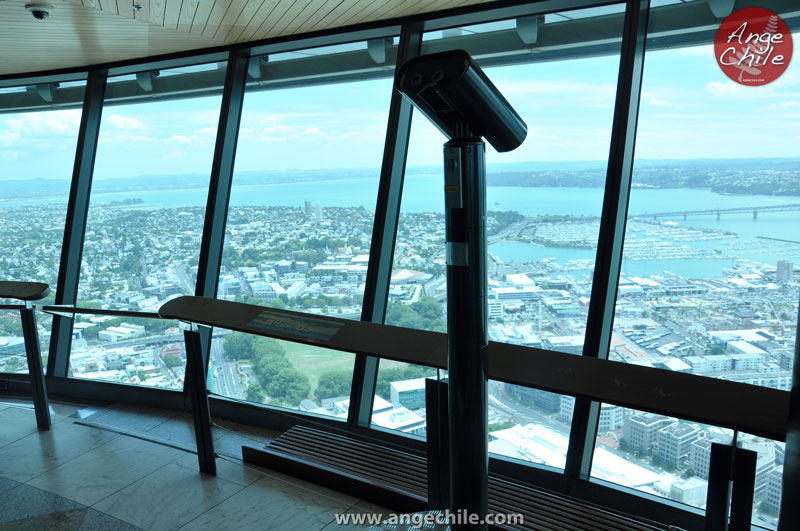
(3, 173), (799, 279)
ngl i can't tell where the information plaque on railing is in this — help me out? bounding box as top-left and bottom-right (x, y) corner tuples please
(248, 310), (344, 341)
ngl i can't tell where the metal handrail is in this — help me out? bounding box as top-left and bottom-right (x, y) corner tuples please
(40, 305), (162, 320)
(159, 296), (790, 442)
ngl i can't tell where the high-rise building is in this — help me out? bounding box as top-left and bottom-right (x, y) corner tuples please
(304, 199), (313, 217)
(777, 260), (793, 282)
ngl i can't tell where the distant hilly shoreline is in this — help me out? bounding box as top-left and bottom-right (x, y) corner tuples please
(4, 158), (800, 200)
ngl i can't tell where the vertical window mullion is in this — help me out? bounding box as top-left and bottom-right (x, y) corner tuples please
(48, 70), (107, 378)
(189, 50), (250, 392)
(564, 0), (651, 481)
(348, 22), (423, 428)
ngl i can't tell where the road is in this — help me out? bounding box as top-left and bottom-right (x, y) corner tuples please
(487, 220), (527, 245)
(210, 332), (245, 400)
(173, 264), (195, 296)
(424, 277), (446, 299)
(487, 380), (571, 438)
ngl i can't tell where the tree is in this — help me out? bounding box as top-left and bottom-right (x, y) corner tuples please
(223, 332), (256, 360)
(246, 383), (266, 403)
(315, 370), (353, 401)
(83, 325), (99, 341)
(411, 296), (443, 321)
(267, 298), (286, 309)
(267, 368), (310, 405)
(385, 299), (446, 333)
(253, 337), (285, 358)
(119, 254), (143, 277)
(163, 354), (182, 368)
(254, 353), (293, 388)
(385, 303), (423, 330)
(5, 357), (24, 371)
(489, 420), (515, 432)
(705, 344), (725, 355)
(140, 318), (172, 333)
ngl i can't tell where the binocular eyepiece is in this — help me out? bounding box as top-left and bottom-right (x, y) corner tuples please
(395, 49), (527, 152)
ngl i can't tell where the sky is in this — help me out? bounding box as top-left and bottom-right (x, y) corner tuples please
(1, 26), (798, 182)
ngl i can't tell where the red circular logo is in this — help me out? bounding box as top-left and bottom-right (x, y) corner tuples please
(714, 8), (792, 86)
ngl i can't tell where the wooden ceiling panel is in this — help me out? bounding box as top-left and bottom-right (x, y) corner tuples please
(0, 0), (223, 75)
(132, 0), (151, 23)
(250, 0), (296, 39)
(0, 0), (498, 76)
(223, 0), (263, 41)
(201, 0), (233, 38)
(177, 0), (199, 31)
(234, 0), (279, 42)
(263, 0), (309, 36)
(214, 0), (249, 40)
(189, 0), (215, 34)
(149, 0), (166, 25)
(316, 0), (374, 32)
(278, 0), (342, 37)
(163, 0), (183, 30)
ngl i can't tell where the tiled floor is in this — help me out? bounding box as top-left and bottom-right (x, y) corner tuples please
(0, 399), (389, 531)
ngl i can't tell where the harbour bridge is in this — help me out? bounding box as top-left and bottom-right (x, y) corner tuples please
(630, 203), (800, 220)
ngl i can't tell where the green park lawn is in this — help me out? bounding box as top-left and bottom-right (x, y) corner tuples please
(279, 339), (411, 395)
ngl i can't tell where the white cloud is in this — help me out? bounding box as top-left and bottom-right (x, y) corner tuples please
(4, 118), (24, 131)
(108, 115), (145, 130)
(262, 124), (294, 134)
(1, 150), (24, 160)
(333, 131), (363, 140)
(764, 99), (800, 109)
(495, 79), (617, 101)
(195, 126), (217, 136)
(2, 110), (81, 137)
(259, 125), (326, 143)
(97, 133), (150, 144)
(167, 134), (198, 144)
(705, 81), (745, 98)
(0, 130), (20, 145)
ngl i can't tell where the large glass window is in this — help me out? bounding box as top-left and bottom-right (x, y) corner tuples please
(376, 6), (626, 461)
(591, 1), (799, 526)
(0, 82), (86, 373)
(212, 40), (396, 416)
(69, 64), (226, 389)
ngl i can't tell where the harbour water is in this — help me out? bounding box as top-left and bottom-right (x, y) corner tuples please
(3, 172), (799, 280)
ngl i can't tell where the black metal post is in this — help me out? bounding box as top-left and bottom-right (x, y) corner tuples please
(185, 325), (216, 475)
(730, 447), (756, 531)
(705, 443), (732, 531)
(444, 134), (488, 530)
(426, 377), (450, 510)
(706, 443), (758, 531)
(20, 303), (51, 430)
